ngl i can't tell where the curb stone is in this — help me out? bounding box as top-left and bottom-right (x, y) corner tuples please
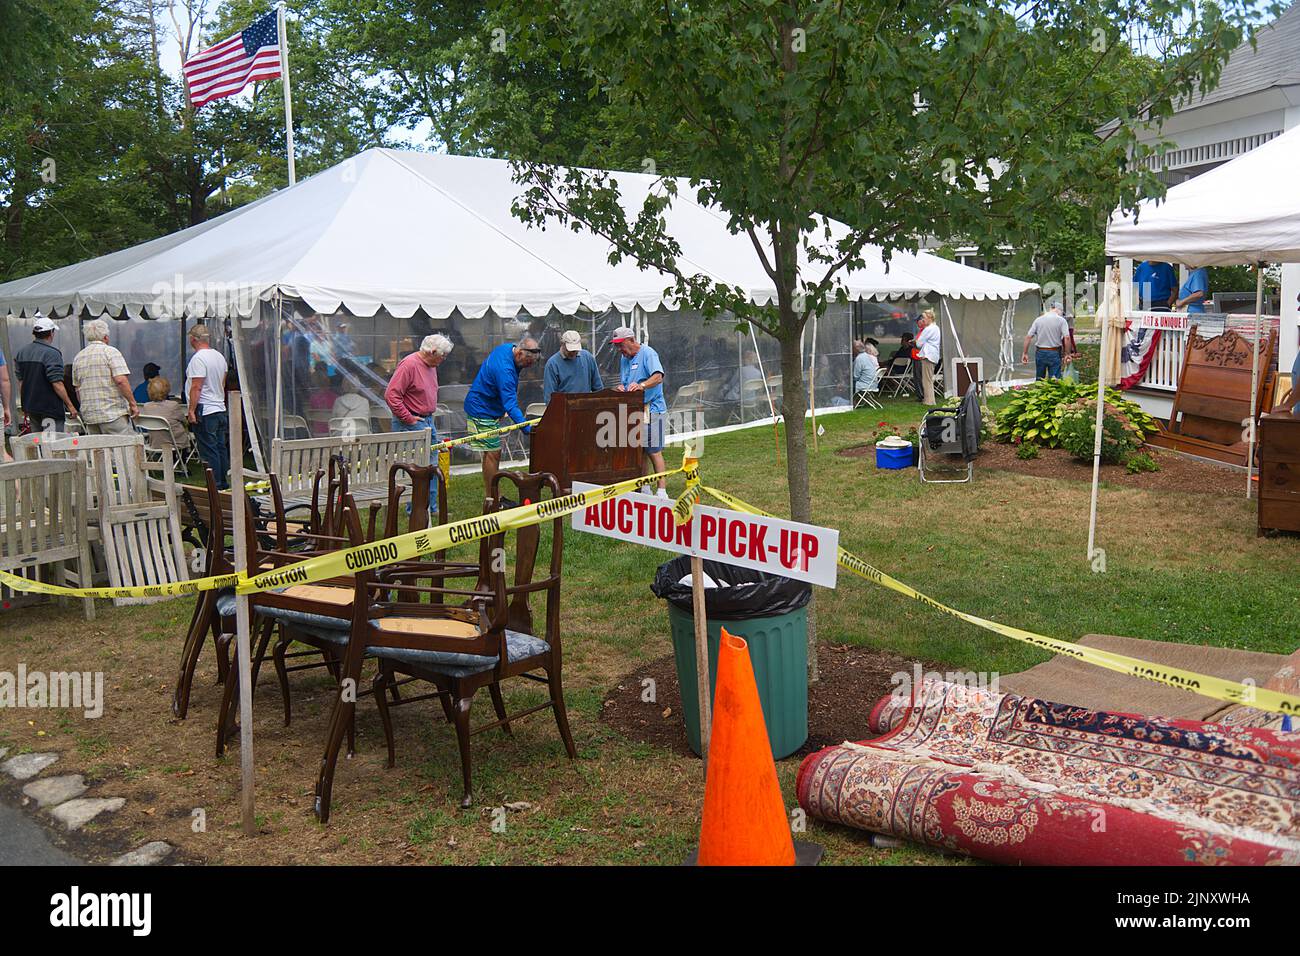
(110, 842), (174, 866)
(48, 797), (125, 831)
(2, 752), (59, 780)
(22, 774), (87, 808)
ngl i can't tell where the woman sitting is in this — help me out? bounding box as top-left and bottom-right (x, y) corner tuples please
(139, 377), (191, 453)
(852, 340), (880, 393)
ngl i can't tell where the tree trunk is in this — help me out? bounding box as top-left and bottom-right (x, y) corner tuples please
(777, 322), (818, 682)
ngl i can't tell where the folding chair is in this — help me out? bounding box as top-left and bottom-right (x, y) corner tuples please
(918, 383), (981, 484)
(878, 356), (915, 398)
(854, 387), (883, 410)
(135, 414), (193, 474)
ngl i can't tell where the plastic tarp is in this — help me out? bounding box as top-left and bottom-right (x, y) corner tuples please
(0, 148), (1036, 321)
(1106, 124), (1300, 266)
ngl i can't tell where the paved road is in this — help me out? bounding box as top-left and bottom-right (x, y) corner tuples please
(0, 800), (80, 865)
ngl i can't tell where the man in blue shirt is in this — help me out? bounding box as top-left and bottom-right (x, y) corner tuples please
(1176, 267), (1210, 314)
(611, 325), (669, 499)
(543, 330), (604, 403)
(1133, 260), (1177, 311)
(464, 336), (540, 494)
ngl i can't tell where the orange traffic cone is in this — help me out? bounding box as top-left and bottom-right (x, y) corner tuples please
(691, 627), (821, 866)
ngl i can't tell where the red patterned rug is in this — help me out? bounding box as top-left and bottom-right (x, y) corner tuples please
(797, 681), (1300, 865)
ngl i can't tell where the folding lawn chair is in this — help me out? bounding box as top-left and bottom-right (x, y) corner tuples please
(878, 356), (915, 398)
(918, 383), (981, 484)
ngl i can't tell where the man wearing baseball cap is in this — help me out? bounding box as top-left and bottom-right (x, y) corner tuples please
(14, 315), (78, 432)
(611, 326), (669, 499)
(542, 330), (604, 404)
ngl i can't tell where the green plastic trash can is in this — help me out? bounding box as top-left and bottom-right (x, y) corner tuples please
(652, 557), (811, 759)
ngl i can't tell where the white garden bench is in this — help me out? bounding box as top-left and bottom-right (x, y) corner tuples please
(251, 429), (432, 510)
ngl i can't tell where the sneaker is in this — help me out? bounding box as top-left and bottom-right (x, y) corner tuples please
(656, 488), (670, 500)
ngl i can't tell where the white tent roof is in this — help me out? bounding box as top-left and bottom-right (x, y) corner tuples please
(1105, 124), (1300, 266)
(0, 149), (1035, 320)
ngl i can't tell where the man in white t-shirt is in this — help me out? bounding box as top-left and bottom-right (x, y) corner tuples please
(185, 324), (230, 488)
(915, 310), (942, 405)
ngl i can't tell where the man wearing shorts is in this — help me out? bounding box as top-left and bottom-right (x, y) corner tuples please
(611, 326), (669, 499)
(464, 335), (540, 495)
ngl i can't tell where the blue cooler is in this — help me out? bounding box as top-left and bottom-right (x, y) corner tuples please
(875, 438), (914, 469)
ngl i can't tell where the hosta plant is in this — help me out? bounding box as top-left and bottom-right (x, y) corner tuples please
(995, 379), (1156, 448)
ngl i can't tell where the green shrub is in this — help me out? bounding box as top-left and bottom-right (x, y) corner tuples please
(995, 379), (1157, 448)
(1126, 451), (1160, 474)
(1015, 441), (1040, 460)
(1057, 399), (1144, 463)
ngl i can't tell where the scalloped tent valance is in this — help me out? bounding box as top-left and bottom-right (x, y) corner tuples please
(0, 149), (1036, 321)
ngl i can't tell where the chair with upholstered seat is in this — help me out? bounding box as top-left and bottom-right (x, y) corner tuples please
(311, 469), (575, 821)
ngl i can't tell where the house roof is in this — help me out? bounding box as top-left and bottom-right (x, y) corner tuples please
(1180, 2), (1300, 112)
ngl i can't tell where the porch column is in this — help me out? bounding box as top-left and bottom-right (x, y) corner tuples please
(1281, 263), (1299, 382)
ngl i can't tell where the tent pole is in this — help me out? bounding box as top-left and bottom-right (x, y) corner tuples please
(1247, 263), (1264, 500)
(273, 295), (284, 440)
(748, 321), (781, 462)
(808, 310), (818, 452)
(229, 393), (257, 836)
(1087, 264), (1117, 565)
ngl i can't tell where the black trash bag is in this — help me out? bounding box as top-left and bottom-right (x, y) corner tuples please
(650, 556), (811, 621)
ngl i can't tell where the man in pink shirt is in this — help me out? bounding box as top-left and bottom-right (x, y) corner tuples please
(385, 333), (453, 511)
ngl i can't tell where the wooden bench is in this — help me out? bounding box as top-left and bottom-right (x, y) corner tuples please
(250, 430), (432, 509)
(0, 458), (95, 620)
(1148, 326), (1277, 467)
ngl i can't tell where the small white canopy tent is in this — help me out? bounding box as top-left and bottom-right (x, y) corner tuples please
(1099, 122), (1300, 542)
(0, 148), (1037, 457)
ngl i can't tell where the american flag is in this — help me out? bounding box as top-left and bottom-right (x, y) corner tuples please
(182, 10), (282, 110)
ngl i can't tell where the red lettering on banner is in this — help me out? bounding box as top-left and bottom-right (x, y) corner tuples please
(779, 528), (797, 570)
(727, 519), (745, 558)
(700, 514), (717, 549)
(657, 507), (673, 542)
(747, 523), (768, 561)
(617, 498), (633, 535)
(676, 519), (692, 548)
(583, 504), (601, 526)
(800, 533), (818, 570)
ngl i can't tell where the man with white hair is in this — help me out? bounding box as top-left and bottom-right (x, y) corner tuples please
(185, 323), (230, 488)
(385, 333), (453, 510)
(72, 318), (138, 435)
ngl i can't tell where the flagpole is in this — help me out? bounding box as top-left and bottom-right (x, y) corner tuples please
(277, 2), (296, 186)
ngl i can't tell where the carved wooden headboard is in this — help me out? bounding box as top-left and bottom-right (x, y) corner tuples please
(1168, 325), (1278, 449)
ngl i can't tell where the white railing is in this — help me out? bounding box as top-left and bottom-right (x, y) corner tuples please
(1129, 312), (1276, 392)
(1140, 328), (1185, 391)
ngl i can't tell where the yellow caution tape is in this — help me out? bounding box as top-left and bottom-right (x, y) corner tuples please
(0, 453), (697, 602)
(695, 483), (1300, 717)
(435, 417), (539, 450)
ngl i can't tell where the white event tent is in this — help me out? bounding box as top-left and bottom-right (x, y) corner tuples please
(1101, 122), (1300, 528)
(0, 148), (1038, 465)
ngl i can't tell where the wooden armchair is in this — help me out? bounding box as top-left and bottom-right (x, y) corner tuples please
(312, 470), (576, 821)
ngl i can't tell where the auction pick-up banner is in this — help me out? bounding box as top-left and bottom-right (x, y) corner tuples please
(571, 481), (839, 588)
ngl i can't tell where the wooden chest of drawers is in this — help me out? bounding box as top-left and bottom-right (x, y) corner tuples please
(1258, 411), (1300, 534)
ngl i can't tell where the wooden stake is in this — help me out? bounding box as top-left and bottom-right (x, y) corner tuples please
(229, 393), (256, 837)
(691, 554), (711, 766)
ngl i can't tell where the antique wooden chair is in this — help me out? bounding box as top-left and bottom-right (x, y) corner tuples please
(311, 470), (575, 821)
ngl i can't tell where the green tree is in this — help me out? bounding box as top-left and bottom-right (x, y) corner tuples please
(506, 0), (1267, 540)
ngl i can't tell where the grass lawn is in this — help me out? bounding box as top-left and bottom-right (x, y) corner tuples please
(1, 392), (1294, 865)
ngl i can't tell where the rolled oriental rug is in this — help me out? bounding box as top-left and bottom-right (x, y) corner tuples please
(798, 680), (1300, 866)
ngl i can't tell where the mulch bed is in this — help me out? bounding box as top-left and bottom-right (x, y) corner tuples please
(837, 441), (1243, 495)
(600, 643), (940, 762)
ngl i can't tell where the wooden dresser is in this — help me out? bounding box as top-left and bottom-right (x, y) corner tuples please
(1258, 410), (1300, 534)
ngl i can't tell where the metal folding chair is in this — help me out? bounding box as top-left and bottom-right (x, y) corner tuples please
(879, 357), (915, 398)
